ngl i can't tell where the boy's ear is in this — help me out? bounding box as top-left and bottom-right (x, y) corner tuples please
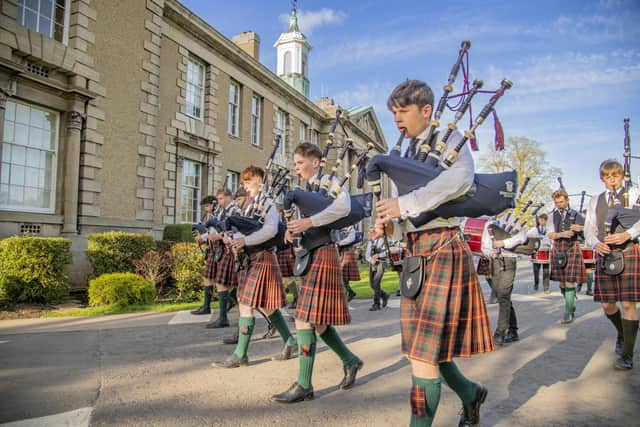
(421, 104), (432, 119)
(312, 158), (320, 167)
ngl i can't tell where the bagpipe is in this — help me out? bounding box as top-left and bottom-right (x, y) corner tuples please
(366, 41), (517, 228)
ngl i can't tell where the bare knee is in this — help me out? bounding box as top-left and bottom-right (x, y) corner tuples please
(601, 302), (619, 315)
(409, 357), (440, 379)
(239, 304), (253, 317)
(621, 301), (638, 319)
(314, 324), (328, 335)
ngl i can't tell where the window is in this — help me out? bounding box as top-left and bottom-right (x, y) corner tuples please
(250, 95), (261, 146)
(228, 82), (240, 137)
(311, 129), (319, 145)
(226, 170), (239, 195)
(299, 121), (307, 142)
(1, 100), (59, 213)
(16, 0), (69, 44)
(179, 159), (201, 223)
(283, 51), (291, 74)
(275, 110), (287, 164)
(302, 53), (308, 76)
(185, 57), (205, 119)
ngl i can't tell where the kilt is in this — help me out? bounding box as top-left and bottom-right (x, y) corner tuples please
(550, 239), (587, 283)
(594, 244), (640, 302)
(296, 244), (351, 325)
(476, 257), (491, 277)
(276, 246), (295, 278)
(401, 228), (494, 363)
(237, 250), (287, 310)
(203, 247), (217, 280)
(341, 249), (361, 282)
(214, 247), (238, 288)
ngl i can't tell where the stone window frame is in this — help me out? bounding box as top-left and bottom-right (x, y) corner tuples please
(178, 158), (202, 224)
(311, 129), (319, 145)
(226, 170), (239, 195)
(16, 0), (71, 45)
(1, 98), (60, 214)
(227, 80), (240, 137)
(274, 109), (287, 166)
(299, 121), (307, 143)
(185, 55), (205, 121)
(250, 94), (261, 147)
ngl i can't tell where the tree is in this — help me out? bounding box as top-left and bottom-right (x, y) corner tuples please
(478, 136), (562, 224)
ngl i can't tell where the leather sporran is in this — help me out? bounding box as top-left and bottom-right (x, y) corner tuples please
(554, 251), (568, 268)
(293, 249), (312, 277)
(600, 251), (624, 276)
(214, 245), (225, 262)
(400, 256), (425, 299)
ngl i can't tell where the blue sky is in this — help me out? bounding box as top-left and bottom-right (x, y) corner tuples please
(182, 0), (640, 206)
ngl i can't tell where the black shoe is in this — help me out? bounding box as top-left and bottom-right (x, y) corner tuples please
(271, 382), (314, 403)
(381, 293), (389, 308)
(271, 343), (298, 361)
(615, 335), (624, 355)
(347, 291), (356, 302)
(222, 329), (239, 345)
(493, 331), (505, 346)
(261, 325), (278, 340)
(503, 329), (519, 343)
(206, 318), (230, 329)
(614, 354), (633, 370)
(369, 303), (381, 311)
(577, 284), (583, 292)
(488, 295), (498, 304)
(458, 383), (488, 427)
(561, 312), (575, 324)
(211, 353), (248, 369)
(340, 357), (364, 390)
(533, 284), (539, 291)
(287, 299), (297, 310)
(586, 290), (593, 296)
(395, 289), (401, 297)
(190, 306), (211, 315)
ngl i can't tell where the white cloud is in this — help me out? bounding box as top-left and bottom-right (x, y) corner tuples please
(278, 8), (346, 35)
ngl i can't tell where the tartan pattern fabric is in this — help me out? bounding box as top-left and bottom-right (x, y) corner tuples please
(341, 249), (361, 282)
(214, 246), (238, 287)
(594, 244), (640, 302)
(410, 384), (426, 417)
(550, 239), (587, 283)
(296, 244), (351, 325)
(203, 246), (217, 280)
(401, 228), (494, 363)
(237, 250), (287, 310)
(276, 246), (295, 278)
(476, 257), (491, 277)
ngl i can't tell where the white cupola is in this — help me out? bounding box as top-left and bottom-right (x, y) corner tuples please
(274, 3), (311, 97)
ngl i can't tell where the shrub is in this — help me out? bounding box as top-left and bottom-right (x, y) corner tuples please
(0, 236), (72, 304)
(170, 243), (205, 301)
(163, 224), (195, 242)
(88, 272), (155, 307)
(86, 232), (156, 277)
(133, 250), (172, 295)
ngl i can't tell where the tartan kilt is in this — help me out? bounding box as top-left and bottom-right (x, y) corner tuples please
(401, 228), (494, 364)
(276, 246), (295, 278)
(214, 247), (238, 288)
(594, 244), (640, 302)
(550, 239), (587, 283)
(296, 244), (351, 325)
(476, 257), (491, 277)
(203, 246), (217, 280)
(237, 250), (287, 310)
(341, 249), (361, 282)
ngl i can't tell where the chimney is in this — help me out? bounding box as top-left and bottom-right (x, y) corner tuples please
(232, 31), (260, 60)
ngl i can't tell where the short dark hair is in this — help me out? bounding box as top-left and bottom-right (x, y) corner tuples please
(241, 165), (264, 181)
(200, 195), (216, 206)
(552, 189), (569, 200)
(538, 213), (548, 220)
(294, 142), (322, 161)
(387, 79), (434, 110)
(216, 188), (232, 197)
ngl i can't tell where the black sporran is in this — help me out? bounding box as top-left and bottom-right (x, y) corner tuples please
(214, 245), (225, 262)
(600, 251), (624, 276)
(554, 251), (567, 268)
(293, 249), (312, 277)
(400, 256), (425, 299)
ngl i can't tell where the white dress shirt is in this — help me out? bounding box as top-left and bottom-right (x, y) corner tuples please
(585, 187), (640, 248)
(309, 175), (351, 227)
(481, 220), (527, 258)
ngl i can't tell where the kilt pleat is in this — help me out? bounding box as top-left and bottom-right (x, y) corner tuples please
(476, 257), (490, 277)
(401, 228), (494, 364)
(550, 239), (587, 283)
(214, 247), (238, 287)
(237, 250), (286, 310)
(276, 246), (295, 278)
(341, 249), (361, 282)
(296, 244), (351, 325)
(203, 246), (217, 280)
(594, 244), (640, 302)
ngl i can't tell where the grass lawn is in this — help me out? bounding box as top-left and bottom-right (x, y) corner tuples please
(348, 263), (400, 300)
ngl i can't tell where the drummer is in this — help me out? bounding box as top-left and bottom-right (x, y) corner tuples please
(527, 213), (551, 294)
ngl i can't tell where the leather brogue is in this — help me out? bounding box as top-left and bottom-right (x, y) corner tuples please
(190, 306), (211, 315)
(206, 318), (230, 329)
(271, 382), (314, 403)
(271, 344), (298, 361)
(458, 383), (488, 427)
(211, 353), (248, 369)
(340, 357), (364, 390)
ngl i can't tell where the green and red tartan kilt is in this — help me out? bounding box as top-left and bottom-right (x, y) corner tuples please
(203, 244), (217, 280)
(341, 249), (361, 282)
(550, 239), (587, 283)
(214, 246), (238, 287)
(401, 228), (495, 363)
(276, 246), (295, 278)
(594, 243), (640, 302)
(476, 257), (491, 277)
(237, 250), (287, 310)
(296, 244), (351, 325)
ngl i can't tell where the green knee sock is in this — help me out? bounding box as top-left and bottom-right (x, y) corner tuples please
(410, 376), (441, 427)
(203, 285), (213, 308)
(268, 309), (295, 346)
(439, 361), (477, 404)
(564, 288), (576, 315)
(229, 287), (238, 305)
(319, 325), (357, 365)
(587, 272), (593, 291)
(622, 319), (639, 357)
(217, 290), (229, 321)
(297, 328), (316, 389)
(233, 317), (255, 359)
(606, 309), (624, 338)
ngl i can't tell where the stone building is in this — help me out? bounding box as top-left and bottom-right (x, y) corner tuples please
(0, 0), (388, 286)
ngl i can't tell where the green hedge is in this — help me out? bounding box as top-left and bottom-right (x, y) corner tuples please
(163, 224), (195, 242)
(86, 232), (156, 277)
(0, 236), (72, 304)
(88, 272), (156, 306)
(170, 242), (205, 301)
